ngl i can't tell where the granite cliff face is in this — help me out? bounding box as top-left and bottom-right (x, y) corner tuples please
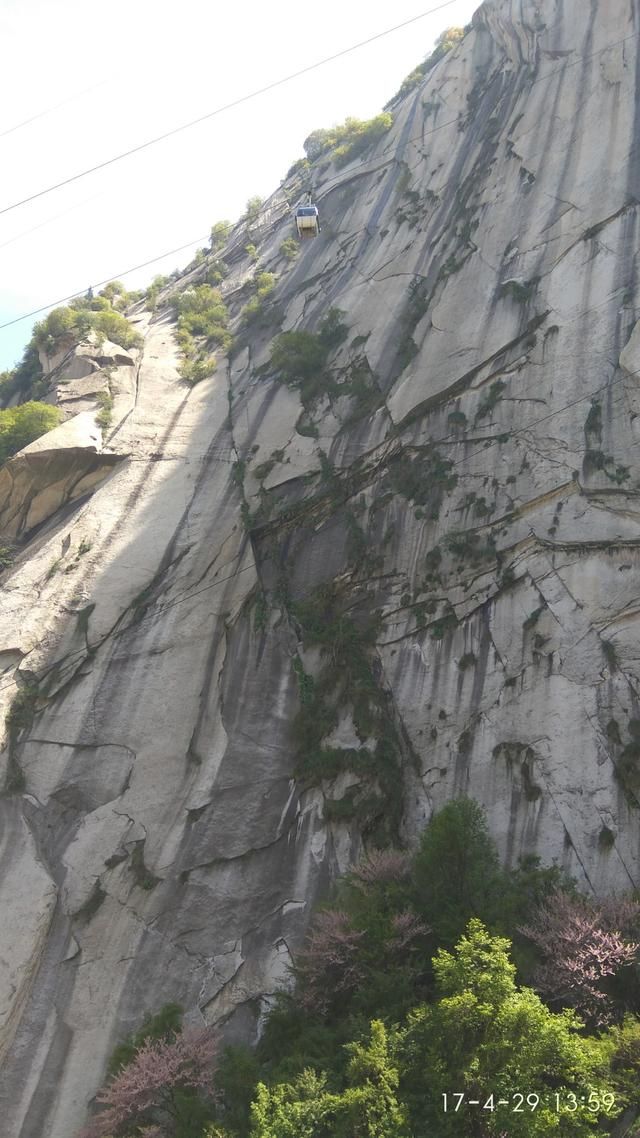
(2, 0), (640, 1133)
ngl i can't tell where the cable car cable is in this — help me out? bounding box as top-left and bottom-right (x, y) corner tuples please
(0, 78), (112, 140)
(0, 192), (107, 252)
(0, 1), (460, 220)
(312, 27), (640, 206)
(2, 19), (637, 335)
(0, 235), (211, 332)
(0, 21), (635, 315)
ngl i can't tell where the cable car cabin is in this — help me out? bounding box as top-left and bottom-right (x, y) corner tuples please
(295, 204), (320, 239)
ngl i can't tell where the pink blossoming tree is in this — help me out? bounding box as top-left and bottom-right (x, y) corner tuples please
(79, 1026), (218, 1138)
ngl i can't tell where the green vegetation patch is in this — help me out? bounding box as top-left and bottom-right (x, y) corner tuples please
(86, 797), (640, 1138)
(385, 27), (465, 106)
(269, 309), (349, 406)
(475, 379), (506, 423)
(0, 402), (62, 464)
(173, 283), (231, 384)
(95, 389), (114, 430)
(303, 113), (393, 167)
(34, 293), (143, 356)
(289, 583), (403, 840)
(242, 272), (278, 325)
(279, 237), (299, 261)
(386, 446), (457, 520)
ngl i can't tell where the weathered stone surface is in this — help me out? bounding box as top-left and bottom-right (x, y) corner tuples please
(39, 336), (136, 384)
(2, 1), (640, 1135)
(0, 801), (57, 1065)
(0, 413), (125, 540)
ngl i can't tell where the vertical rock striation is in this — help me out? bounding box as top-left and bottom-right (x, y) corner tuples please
(2, 0), (640, 1133)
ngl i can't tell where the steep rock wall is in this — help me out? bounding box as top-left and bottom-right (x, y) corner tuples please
(2, 0), (640, 1134)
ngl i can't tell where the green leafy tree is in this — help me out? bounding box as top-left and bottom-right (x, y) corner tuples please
(33, 306), (77, 354)
(0, 370), (15, 403)
(279, 237), (299, 261)
(210, 220), (231, 250)
(250, 1022), (409, 1138)
(401, 920), (616, 1136)
(0, 344), (44, 405)
(99, 280), (126, 302)
(412, 797), (502, 944)
(245, 196), (264, 225)
(270, 331), (327, 387)
(98, 281), (140, 311)
(214, 1045), (261, 1136)
(92, 309), (143, 349)
(32, 299), (141, 354)
(0, 402), (62, 464)
(250, 1069), (336, 1138)
(174, 285), (230, 349)
(602, 1013), (640, 1115)
(340, 1020), (411, 1137)
(303, 115), (393, 167)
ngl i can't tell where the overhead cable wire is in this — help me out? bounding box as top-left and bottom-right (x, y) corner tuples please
(0, 192), (107, 251)
(1, 24), (637, 335)
(314, 28), (640, 204)
(0, 1), (459, 219)
(0, 235), (210, 331)
(0, 78), (111, 140)
(0, 26), (635, 704)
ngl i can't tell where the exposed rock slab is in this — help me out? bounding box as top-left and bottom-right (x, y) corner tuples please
(2, 1), (640, 1135)
(0, 413), (125, 540)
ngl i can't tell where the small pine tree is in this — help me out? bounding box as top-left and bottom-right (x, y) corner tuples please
(412, 797), (502, 944)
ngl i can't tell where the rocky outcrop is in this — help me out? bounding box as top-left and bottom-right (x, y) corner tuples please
(1, 0), (640, 1134)
(0, 336), (137, 541)
(38, 335), (136, 388)
(0, 413), (125, 540)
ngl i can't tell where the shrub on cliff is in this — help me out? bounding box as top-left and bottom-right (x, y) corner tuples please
(242, 272), (278, 325)
(92, 309), (143, 349)
(385, 26), (465, 106)
(171, 284), (231, 384)
(210, 220), (231, 250)
(173, 285), (231, 349)
(279, 237), (299, 261)
(98, 280), (144, 311)
(270, 330), (328, 401)
(303, 113), (393, 167)
(0, 401), (62, 463)
(146, 274), (171, 311)
(244, 196), (264, 226)
(0, 343), (44, 406)
(33, 297), (142, 355)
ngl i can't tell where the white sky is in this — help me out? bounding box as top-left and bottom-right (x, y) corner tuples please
(0, 0), (480, 370)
